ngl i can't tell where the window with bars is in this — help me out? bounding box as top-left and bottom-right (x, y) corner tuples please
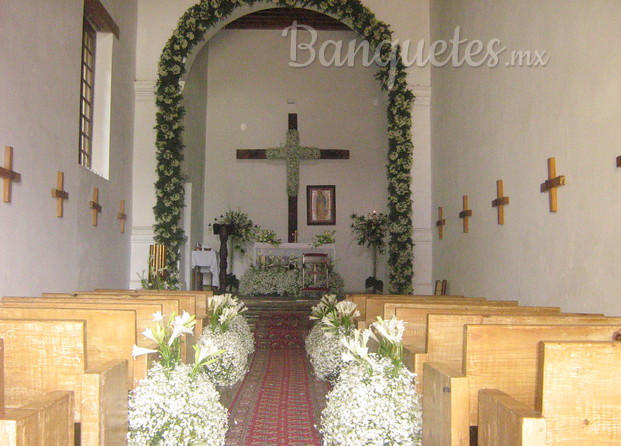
(79, 18), (96, 169)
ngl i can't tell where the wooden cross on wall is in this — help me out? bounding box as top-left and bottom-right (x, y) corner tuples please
(0, 146), (21, 203)
(459, 195), (473, 233)
(491, 180), (510, 225)
(436, 207), (446, 240)
(540, 157), (565, 212)
(236, 114), (349, 242)
(117, 200), (127, 233)
(90, 187), (102, 226)
(51, 171), (69, 218)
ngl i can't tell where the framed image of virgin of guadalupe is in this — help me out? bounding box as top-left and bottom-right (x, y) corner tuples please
(307, 185), (336, 225)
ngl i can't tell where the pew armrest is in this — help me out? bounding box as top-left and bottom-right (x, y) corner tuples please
(0, 391), (74, 446)
(82, 359), (129, 446)
(422, 362), (469, 446)
(478, 389), (546, 446)
(404, 348), (428, 393)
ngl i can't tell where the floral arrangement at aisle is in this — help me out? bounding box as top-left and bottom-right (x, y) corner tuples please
(197, 294), (254, 387)
(306, 299), (360, 383)
(320, 317), (422, 446)
(238, 260), (345, 297)
(153, 0), (414, 293)
(129, 312), (228, 446)
(350, 211), (389, 293)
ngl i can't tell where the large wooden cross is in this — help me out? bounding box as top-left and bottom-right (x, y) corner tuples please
(236, 114), (349, 242)
(540, 157), (565, 213)
(51, 171), (69, 218)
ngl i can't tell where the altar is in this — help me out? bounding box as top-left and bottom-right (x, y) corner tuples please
(253, 243), (336, 265)
(191, 249), (220, 289)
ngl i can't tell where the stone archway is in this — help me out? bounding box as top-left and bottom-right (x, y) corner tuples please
(154, 0), (414, 293)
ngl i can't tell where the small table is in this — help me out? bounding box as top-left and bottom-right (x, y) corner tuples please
(191, 250), (220, 290)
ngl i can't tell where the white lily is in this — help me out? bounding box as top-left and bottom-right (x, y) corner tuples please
(142, 327), (157, 343)
(131, 344), (158, 359)
(152, 311), (164, 322)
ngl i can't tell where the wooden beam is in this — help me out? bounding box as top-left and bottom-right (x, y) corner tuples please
(236, 149), (349, 160)
(84, 0), (119, 38)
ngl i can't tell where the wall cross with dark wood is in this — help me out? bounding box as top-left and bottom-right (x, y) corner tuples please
(236, 113), (349, 242)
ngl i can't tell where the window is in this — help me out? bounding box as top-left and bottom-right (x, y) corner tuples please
(79, 0), (119, 178)
(79, 18), (97, 169)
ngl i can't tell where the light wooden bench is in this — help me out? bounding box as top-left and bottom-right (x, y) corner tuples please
(346, 294), (473, 322)
(0, 304), (156, 388)
(410, 313), (617, 392)
(0, 338), (75, 445)
(422, 324), (621, 446)
(0, 319), (128, 445)
(478, 341), (621, 445)
(385, 304), (561, 351)
(25, 295), (194, 361)
(48, 291), (209, 336)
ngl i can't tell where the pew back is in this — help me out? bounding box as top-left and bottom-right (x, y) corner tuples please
(389, 305), (561, 351)
(536, 341), (621, 444)
(346, 294), (470, 321)
(0, 307), (139, 388)
(464, 324), (620, 425)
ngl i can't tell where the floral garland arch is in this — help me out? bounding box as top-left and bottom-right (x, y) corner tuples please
(154, 0), (414, 293)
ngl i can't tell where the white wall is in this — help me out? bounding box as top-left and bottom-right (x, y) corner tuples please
(131, 0), (432, 292)
(431, 0), (621, 314)
(0, 0), (137, 296)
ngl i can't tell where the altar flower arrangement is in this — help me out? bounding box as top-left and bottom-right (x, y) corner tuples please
(306, 299), (360, 383)
(311, 229), (336, 247)
(320, 318), (422, 446)
(129, 313), (228, 446)
(198, 294), (254, 387)
(253, 226), (281, 245)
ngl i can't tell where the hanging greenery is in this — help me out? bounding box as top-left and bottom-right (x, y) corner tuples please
(154, 0), (414, 293)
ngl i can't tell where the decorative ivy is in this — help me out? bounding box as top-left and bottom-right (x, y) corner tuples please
(154, 0), (414, 293)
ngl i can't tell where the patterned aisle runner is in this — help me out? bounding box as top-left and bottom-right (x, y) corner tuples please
(226, 312), (329, 446)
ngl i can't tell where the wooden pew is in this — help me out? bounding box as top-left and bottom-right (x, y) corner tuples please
(92, 289), (210, 318)
(0, 304), (156, 388)
(478, 341), (621, 445)
(0, 338), (75, 445)
(351, 296), (495, 328)
(0, 319), (127, 445)
(18, 295), (193, 361)
(422, 324), (620, 446)
(385, 304), (561, 351)
(411, 313), (617, 392)
(346, 293), (473, 322)
(45, 291), (209, 336)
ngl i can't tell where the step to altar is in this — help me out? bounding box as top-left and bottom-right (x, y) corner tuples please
(240, 296), (318, 330)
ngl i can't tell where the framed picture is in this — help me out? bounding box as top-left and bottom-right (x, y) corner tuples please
(307, 185), (336, 225)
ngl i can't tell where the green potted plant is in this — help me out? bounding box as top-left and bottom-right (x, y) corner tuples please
(350, 211), (388, 293)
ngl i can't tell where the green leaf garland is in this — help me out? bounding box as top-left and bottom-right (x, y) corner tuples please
(154, 0), (414, 293)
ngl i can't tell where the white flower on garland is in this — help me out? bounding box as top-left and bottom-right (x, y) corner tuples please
(320, 354), (422, 446)
(128, 362), (228, 446)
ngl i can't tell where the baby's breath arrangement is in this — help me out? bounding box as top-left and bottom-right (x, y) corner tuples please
(198, 294), (254, 387)
(320, 318), (422, 446)
(129, 312), (228, 445)
(306, 299), (360, 383)
(128, 362), (228, 446)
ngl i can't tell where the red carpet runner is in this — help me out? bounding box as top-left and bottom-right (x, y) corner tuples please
(226, 312), (329, 445)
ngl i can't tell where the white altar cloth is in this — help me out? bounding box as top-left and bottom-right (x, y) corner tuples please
(191, 250), (220, 288)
